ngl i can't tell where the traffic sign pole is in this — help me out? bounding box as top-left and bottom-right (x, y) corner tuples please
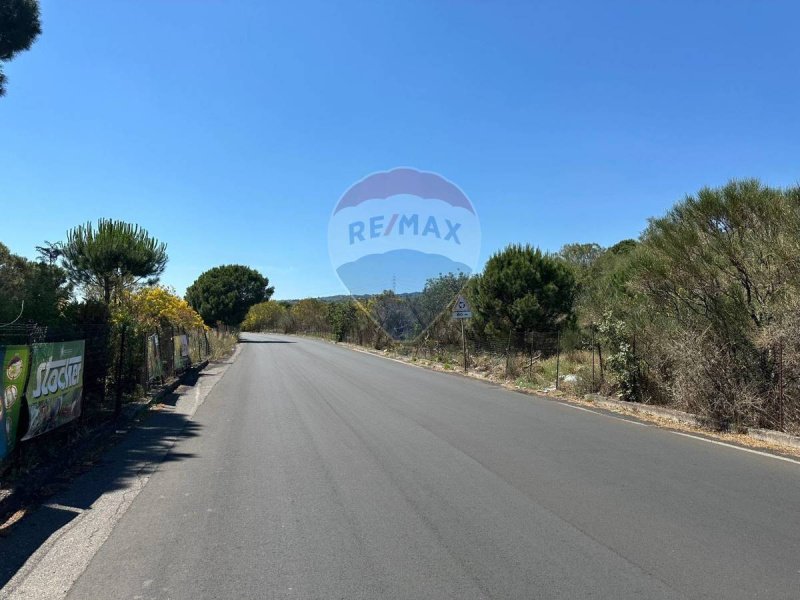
(461, 319), (467, 373)
(452, 295), (471, 372)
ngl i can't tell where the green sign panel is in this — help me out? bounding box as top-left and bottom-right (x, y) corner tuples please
(0, 345), (31, 460)
(147, 334), (163, 380)
(22, 340), (85, 441)
(174, 334), (190, 371)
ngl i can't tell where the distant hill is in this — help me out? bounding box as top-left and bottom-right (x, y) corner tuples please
(336, 249), (470, 296)
(279, 250), (470, 303)
(280, 291), (421, 305)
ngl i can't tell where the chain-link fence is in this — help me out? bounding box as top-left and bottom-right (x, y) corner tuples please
(276, 324), (614, 395)
(120, 325), (211, 398)
(0, 323), (215, 448)
(0, 323), (112, 426)
(253, 315), (800, 436)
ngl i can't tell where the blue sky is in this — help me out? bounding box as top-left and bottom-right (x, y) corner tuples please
(2, 0), (799, 299)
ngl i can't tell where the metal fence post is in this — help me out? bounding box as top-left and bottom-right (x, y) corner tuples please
(528, 333), (533, 380)
(591, 326), (596, 394)
(779, 339), (785, 432)
(505, 331), (512, 378)
(114, 323), (127, 417)
(556, 330), (561, 390)
(461, 319), (467, 373)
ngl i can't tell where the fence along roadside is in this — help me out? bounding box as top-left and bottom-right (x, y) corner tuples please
(0, 323), (212, 468)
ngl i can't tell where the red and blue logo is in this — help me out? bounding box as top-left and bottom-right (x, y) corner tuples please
(329, 167), (481, 297)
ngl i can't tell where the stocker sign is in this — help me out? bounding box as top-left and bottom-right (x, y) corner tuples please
(23, 340), (85, 441)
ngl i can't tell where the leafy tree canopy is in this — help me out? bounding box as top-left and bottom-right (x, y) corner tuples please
(61, 219), (168, 304)
(366, 290), (417, 340)
(241, 300), (286, 332)
(186, 264), (274, 326)
(575, 239), (639, 326)
(291, 298), (328, 332)
(472, 244), (576, 339)
(634, 179), (800, 332)
(0, 241), (72, 325)
(413, 272), (470, 330)
(326, 300), (358, 342)
(0, 0), (42, 96)
(557, 242), (604, 272)
(115, 285), (206, 332)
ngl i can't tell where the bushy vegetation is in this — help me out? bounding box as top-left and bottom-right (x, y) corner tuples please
(9, 178), (800, 435)
(0, 242), (72, 325)
(260, 178), (800, 434)
(625, 180), (800, 430)
(61, 219), (168, 304)
(186, 265), (274, 326)
(0, 0), (41, 97)
(116, 285), (207, 332)
(562, 179), (800, 431)
(2, 220), (247, 424)
(241, 300), (290, 333)
(206, 327), (239, 360)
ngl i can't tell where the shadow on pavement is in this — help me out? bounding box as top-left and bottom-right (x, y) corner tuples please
(238, 339), (295, 344)
(0, 397), (202, 587)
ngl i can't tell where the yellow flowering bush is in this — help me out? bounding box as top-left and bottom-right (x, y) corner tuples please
(114, 285), (207, 332)
(241, 301), (288, 332)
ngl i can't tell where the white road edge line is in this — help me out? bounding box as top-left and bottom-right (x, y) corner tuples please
(562, 402), (651, 426)
(315, 336), (800, 466)
(671, 431), (800, 466)
(566, 403), (800, 465)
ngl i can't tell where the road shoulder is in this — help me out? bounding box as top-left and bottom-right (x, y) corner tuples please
(0, 345), (242, 600)
(294, 333), (800, 463)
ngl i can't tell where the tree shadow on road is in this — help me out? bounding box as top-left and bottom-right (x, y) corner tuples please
(0, 400), (202, 587)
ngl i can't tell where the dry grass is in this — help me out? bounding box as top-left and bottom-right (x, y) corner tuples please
(207, 328), (239, 360)
(575, 397), (800, 458)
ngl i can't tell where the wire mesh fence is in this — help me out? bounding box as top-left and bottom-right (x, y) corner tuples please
(269, 324), (613, 395)
(0, 322), (215, 448)
(110, 325), (212, 411)
(0, 323), (112, 425)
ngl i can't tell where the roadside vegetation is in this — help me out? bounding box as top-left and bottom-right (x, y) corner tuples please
(186, 265), (274, 327)
(244, 179), (800, 436)
(2, 220), (259, 357)
(1, 220), (257, 475)
(5, 177), (799, 458)
(0, 0), (41, 97)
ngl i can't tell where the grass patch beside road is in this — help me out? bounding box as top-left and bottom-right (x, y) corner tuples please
(207, 328), (239, 360)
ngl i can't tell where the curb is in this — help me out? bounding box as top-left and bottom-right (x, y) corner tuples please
(746, 427), (800, 450)
(585, 394), (705, 427)
(584, 393), (800, 451)
(151, 359), (209, 404)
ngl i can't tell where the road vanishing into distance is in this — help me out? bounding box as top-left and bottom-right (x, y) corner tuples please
(21, 333), (800, 599)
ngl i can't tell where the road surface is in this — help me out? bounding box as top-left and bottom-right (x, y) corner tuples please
(56, 334), (800, 598)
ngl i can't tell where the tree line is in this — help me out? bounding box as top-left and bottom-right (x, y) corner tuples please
(1, 219), (273, 330)
(242, 179), (800, 433)
(1, 220), (272, 418)
(5, 178), (800, 433)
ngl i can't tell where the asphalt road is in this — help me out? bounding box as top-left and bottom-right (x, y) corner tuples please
(64, 333), (800, 599)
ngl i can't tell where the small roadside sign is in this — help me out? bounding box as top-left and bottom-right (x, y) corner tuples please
(452, 295), (472, 319)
